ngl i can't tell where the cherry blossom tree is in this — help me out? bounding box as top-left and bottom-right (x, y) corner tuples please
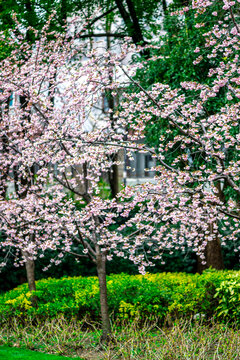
(0, 0), (239, 340)
(120, 0), (240, 271)
(0, 17), (135, 339)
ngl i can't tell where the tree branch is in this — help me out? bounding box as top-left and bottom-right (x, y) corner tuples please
(75, 32), (125, 39)
(87, 6), (118, 28)
(230, 7), (240, 34)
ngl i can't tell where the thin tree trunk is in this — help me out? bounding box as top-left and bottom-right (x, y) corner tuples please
(106, 81), (119, 198)
(162, 0), (167, 14)
(22, 250), (38, 306)
(22, 251), (36, 291)
(96, 250), (111, 342)
(106, 32), (119, 198)
(0, 96), (10, 199)
(15, 95), (38, 300)
(108, 154), (119, 198)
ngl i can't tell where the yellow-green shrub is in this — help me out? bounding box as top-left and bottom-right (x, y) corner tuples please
(0, 269), (238, 324)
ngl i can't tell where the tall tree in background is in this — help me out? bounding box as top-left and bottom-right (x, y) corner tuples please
(131, 0), (240, 270)
(0, 0), (166, 42)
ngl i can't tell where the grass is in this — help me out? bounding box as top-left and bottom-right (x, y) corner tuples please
(0, 346), (84, 360)
(1, 318), (240, 359)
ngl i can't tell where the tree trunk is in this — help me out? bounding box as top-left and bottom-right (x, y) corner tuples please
(198, 182), (225, 273)
(108, 153), (119, 198)
(114, 0), (145, 46)
(16, 95), (37, 302)
(105, 33), (119, 199)
(22, 250), (38, 306)
(197, 225), (224, 273)
(162, 0), (167, 14)
(96, 251), (111, 342)
(0, 96), (10, 199)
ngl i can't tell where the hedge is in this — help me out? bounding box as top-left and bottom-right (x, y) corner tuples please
(1, 270), (240, 324)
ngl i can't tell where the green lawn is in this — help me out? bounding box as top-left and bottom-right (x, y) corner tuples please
(0, 346), (84, 360)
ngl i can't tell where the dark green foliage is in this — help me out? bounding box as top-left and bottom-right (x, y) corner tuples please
(134, 2), (230, 149)
(0, 0), (163, 35)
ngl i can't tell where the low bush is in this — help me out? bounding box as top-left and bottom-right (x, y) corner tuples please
(0, 269), (240, 324)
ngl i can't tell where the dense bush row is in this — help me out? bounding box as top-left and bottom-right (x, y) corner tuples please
(1, 270), (240, 324)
